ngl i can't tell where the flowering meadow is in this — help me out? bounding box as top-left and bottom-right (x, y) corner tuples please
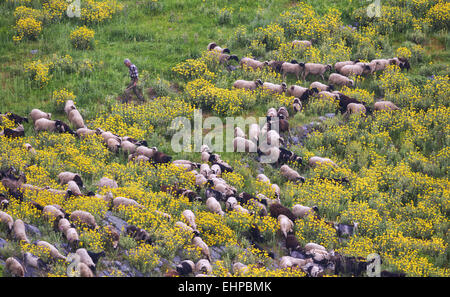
(0, 0), (449, 278)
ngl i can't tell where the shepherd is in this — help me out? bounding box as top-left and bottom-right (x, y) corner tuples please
(123, 58), (145, 102)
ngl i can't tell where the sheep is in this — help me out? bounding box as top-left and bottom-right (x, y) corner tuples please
(278, 214), (294, 238)
(374, 100), (400, 111)
(334, 60), (358, 73)
(67, 180), (82, 196)
(173, 160), (201, 171)
(262, 82), (287, 94)
(292, 98), (302, 113)
(239, 57), (268, 70)
(58, 218), (72, 233)
(69, 210), (98, 229)
(76, 248), (96, 273)
(292, 204), (319, 219)
(248, 123), (260, 144)
(233, 136), (257, 153)
(231, 203), (250, 215)
(256, 174), (270, 184)
(65, 227), (80, 249)
(58, 172), (83, 188)
(0, 210), (14, 228)
(210, 164), (221, 176)
(305, 242), (326, 252)
(233, 262), (249, 275)
(277, 107), (289, 120)
(196, 259), (213, 274)
(13, 219), (30, 243)
(37, 240), (66, 260)
(97, 177), (118, 191)
(29, 108), (51, 123)
(285, 233), (302, 251)
(176, 260), (196, 275)
(182, 209), (197, 230)
(287, 85), (317, 102)
(22, 143), (36, 156)
(2, 124), (25, 138)
(309, 156), (337, 168)
(106, 137), (121, 153)
(281, 60), (305, 80)
(97, 130), (120, 144)
(207, 42), (230, 54)
(113, 197), (143, 210)
(302, 63), (332, 80)
(280, 165), (305, 183)
(225, 196), (238, 211)
(345, 103), (366, 116)
(76, 127), (96, 138)
(1, 112), (28, 125)
(192, 236), (211, 261)
(292, 40), (312, 48)
(126, 225), (152, 244)
(23, 252), (46, 271)
(200, 163), (212, 177)
(328, 73), (355, 87)
(77, 262), (95, 277)
(68, 108), (85, 129)
(339, 64), (371, 77)
(5, 257), (25, 277)
(262, 129), (283, 146)
(206, 197), (224, 216)
(201, 151), (211, 163)
(175, 221), (200, 237)
(317, 91), (339, 101)
(233, 79), (263, 91)
(267, 60), (285, 73)
(334, 222), (358, 238)
(43, 205), (65, 220)
(218, 53), (239, 64)
(267, 116), (290, 136)
(310, 81), (333, 92)
(269, 202), (297, 222)
(152, 151), (172, 164)
(33, 118), (57, 133)
(279, 256), (312, 269)
(234, 127), (246, 139)
(64, 100), (76, 115)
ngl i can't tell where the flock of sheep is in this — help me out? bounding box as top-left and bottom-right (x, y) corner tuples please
(0, 39), (408, 277)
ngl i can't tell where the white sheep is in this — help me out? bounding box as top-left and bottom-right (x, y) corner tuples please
(64, 100), (76, 115)
(280, 164), (305, 183)
(308, 156), (337, 168)
(239, 57), (268, 70)
(34, 118), (58, 132)
(135, 146), (157, 158)
(310, 81), (332, 92)
(292, 98), (302, 113)
(37, 240), (66, 260)
(281, 61), (304, 80)
(69, 210), (97, 229)
(207, 42), (230, 54)
(292, 40), (312, 48)
(334, 60), (357, 73)
(29, 109), (51, 123)
(196, 259), (213, 275)
(292, 204), (315, 219)
(328, 73), (355, 87)
(262, 82), (287, 94)
(302, 63), (332, 80)
(374, 100), (400, 111)
(5, 257), (25, 277)
(345, 103), (366, 115)
(206, 197), (224, 216)
(0, 210), (14, 231)
(339, 64), (371, 77)
(234, 127), (246, 138)
(13, 219), (30, 243)
(192, 236), (211, 261)
(278, 214), (294, 238)
(182, 209), (197, 230)
(233, 136), (257, 153)
(76, 127), (96, 138)
(68, 109), (85, 129)
(113, 197), (143, 209)
(233, 79), (263, 91)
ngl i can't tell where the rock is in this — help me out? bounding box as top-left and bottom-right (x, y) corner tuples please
(291, 136), (299, 145)
(325, 113), (336, 118)
(25, 223), (41, 237)
(318, 116), (327, 122)
(0, 238), (7, 249)
(291, 250), (307, 259)
(103, 211), (129, 233)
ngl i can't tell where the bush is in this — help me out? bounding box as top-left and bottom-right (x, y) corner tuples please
(13, 17), (42, 42)
(70, 26), (95, 50)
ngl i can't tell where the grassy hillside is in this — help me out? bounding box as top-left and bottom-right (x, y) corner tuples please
(0, 0), (449, 278)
